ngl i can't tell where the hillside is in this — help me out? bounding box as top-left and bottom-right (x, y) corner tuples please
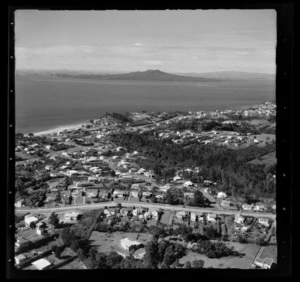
(174, 71), (275, 81)
(50, 69), (222, 82)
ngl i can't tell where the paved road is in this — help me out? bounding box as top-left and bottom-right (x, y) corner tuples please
(15, 201), (276, 219)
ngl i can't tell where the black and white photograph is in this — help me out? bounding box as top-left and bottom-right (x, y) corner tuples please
(7, 6), (293, 277)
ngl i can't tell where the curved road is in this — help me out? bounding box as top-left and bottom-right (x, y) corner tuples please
(15, 201), (276, 219)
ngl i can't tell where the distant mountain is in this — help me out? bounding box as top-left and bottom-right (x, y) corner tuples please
(51, 69), (222, 82)
(174, 71), (276, 80)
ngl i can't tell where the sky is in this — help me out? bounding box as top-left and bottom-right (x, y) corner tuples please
(15, 10), (276, 73)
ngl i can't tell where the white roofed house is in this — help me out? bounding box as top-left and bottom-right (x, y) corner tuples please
(45, 165), (53, 171)
(64, 211), (83, 223)
(217, 192), (227, 199)
(15, 254), (27, 265)
(15, 199), (24, 208)
(31, 258), (52, 270)
(207, 213), (217, 222)
(242, 204), (253, 211)
(176, 211), (186, 220)
(254, 204), (265, 212)
(137, 168), (146, 175)
(234, 214), (245, 224)
(173, 175), (182, 181)
(221, 199), (231, 208)
(190, 212), (197, 222)
(36, 222), (47, 235)
(258, 218), (270, 227)
(24, 215), (39, 227)
(183, 181), (194, 187)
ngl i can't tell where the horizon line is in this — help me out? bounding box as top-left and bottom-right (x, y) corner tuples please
(15, 68), (276, 75)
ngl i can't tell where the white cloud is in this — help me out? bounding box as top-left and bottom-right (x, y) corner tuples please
(133, 42), (144, 47)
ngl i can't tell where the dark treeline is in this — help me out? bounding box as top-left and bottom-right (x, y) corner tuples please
(105, 112), (132, 123)
(169, 119), (270, 135)
(110, 131), (276, 200)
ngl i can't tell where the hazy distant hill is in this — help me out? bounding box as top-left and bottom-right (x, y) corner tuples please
(50, 69), (222, 82)
(174, 71), (275, 80)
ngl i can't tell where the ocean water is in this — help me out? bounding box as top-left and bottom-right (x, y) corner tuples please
(15, 74), (275, 134)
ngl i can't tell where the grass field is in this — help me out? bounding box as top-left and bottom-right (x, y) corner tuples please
(179, 242), (260, 269)
(248, 151), (276, 166)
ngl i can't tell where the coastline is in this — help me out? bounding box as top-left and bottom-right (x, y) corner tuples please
(33, 122), (88, 136)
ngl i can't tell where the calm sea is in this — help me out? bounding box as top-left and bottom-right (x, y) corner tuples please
(15, 74), (275, 134)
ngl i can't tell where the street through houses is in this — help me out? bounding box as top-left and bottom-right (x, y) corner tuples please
(15, 200), (276, 219)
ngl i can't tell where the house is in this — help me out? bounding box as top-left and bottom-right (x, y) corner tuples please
(144, 171), (156, 179)
(203, 180), (213, 186)
(253, 257), (273, 269)
(242, 204), (253, 211)
(133, 248), (146, 260)
(24, 215), (39, 227)
(221, 200), (231, 208)
(142, 192), (152, 198)
(45, 165), (53, 171)
(190, 212), (196, 222)
(254, 204), (265, 212)
(36, 221), (46, 235)
(130, 191), (139, 198)
(113, 190), (125, 197)
(103, 209), (112, 217)
(151, 210), (158, 219)
(120, 238), (140, 251)
(15, 199), (24, 208)
(155, 195), (164, 200)
(217, 192), (227, 199)
(207, 213), (217, 222)
(235, 214), (245, 224)
(203, 188), (210, 194)
(173, 176), (182, 181)
(31, 258), (51, 270)
(129, 168), (138, 173)
(176, 211), (186, 219)
(183, 181), (194, 187)
(131, 183), (140, 190)
(258, 218), (270, 227)
(137, 168), (146, 175)
(160, 184), (171, 192)
(15, 254), (26, 265)
(36, 227), (47, 236)
(184, 192), (194, 198)
(64, 211), (83, 222)
(120, 208), (129, 216)
(88, 176), (98, 182)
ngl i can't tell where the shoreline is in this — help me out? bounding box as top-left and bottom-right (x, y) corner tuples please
(33, 122), (88, 136)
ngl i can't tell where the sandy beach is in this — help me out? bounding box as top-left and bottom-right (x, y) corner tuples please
(33, 122), (88, 136)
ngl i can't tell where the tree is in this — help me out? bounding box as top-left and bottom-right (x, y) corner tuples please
(204, 225), (218, 239)
(144, 239), (159, 268)
(55, 190), (62, 203)
(192, 190), (207, 207)
(54, 245), (65, 259)
(184, 261), (192, 268)
(192, 259), (204, 268)
(165, 188), (184, 205)
(48, 212), (59, 227)
(106, 251), (123, 268)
